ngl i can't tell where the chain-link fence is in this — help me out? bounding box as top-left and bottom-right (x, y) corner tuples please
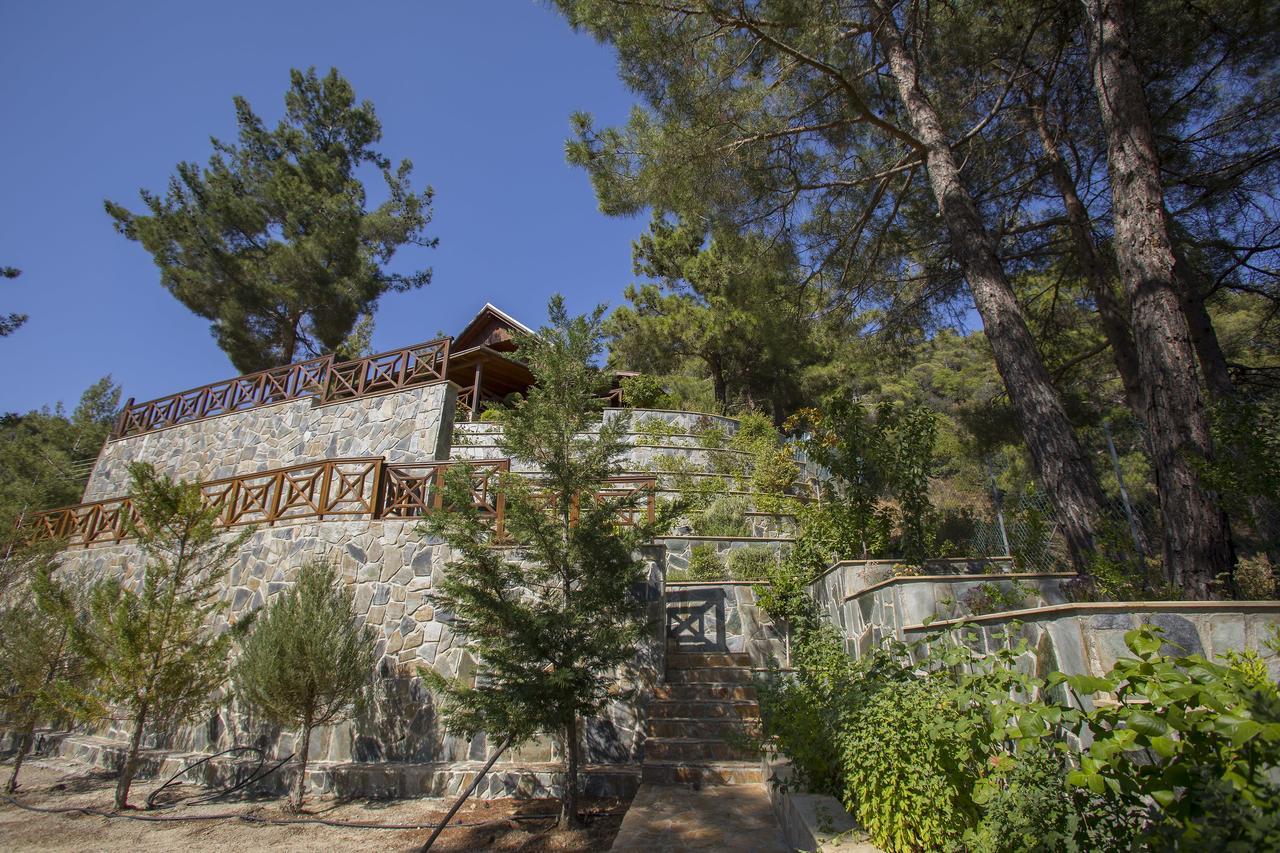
(966, 451), (1166, 573)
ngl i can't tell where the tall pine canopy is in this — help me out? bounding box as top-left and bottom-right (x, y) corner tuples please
(106, 67), (437, 372)
(422, 296), (662, 828)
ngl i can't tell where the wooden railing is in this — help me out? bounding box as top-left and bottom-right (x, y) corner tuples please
(25, 458), (655, 548)
(112, 339), (450, 439)
(27, 457), (507, 547)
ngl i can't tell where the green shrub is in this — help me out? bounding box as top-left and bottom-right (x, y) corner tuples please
(756, 623), (855, 796)
(960, 580), (1034, 616)
(1235, 553), (1277, 600)
(748, 445), (798, 512)
(697, 424), (728, 450)
(478, 405), (505, 423)
(727, 546), (774, 581)
(761, 610), (1280, 852)
(840, 677), (973, 851)
(965, 746), (1077, 853)
(685, 543), (725, 580)
(635, 415), (682, 446)
(620, 374), (675, 409)
(694, 494), (751, 537)
(731, 411), (781, 452)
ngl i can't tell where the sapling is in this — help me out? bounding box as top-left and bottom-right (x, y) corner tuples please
(233, 559), (376, 812)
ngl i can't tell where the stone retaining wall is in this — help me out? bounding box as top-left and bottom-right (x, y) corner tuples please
(905, 602), (1280, 683)
(54, 519), (664, 795)
(85, 381), (456, 501)
(809, 557), (1016, 637)
(830, 572), (1073, 657)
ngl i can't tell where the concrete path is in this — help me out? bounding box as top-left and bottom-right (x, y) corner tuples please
(609, 784), (790, 852)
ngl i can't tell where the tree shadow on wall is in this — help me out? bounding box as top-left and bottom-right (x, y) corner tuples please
(351, 661), (441, 764)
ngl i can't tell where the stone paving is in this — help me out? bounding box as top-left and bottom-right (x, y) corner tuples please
(609, 784), (790, 852)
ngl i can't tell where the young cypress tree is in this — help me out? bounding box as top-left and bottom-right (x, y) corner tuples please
(73, 463), (248, 810)
(232, 559), (376, 813)
(0, 544), (85, 793)
(422, 295), (660, 828)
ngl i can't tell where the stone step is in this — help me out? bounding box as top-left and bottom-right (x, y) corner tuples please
(653, 683), (758, 702)
(646, 718), (761, 739)
(664, 667), (753, 684)
(640, 760), (765, 786)
(666, 652), (752, 670)
(647, 700), (760, 720)
(646, 737), (760, 762)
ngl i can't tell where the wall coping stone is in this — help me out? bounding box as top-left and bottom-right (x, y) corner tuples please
(667, 580), (767, 587)
(809, 555), (1015, 585)
(904, 599), (1280, 633)
(843, 572), (1075, 603)
(658, 534), (796, 543)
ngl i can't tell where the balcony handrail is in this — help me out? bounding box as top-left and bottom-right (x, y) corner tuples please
(24, 457), (655, 548)
(112, 338), (451, 440)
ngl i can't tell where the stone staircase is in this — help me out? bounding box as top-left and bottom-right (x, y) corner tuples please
(642, 649), (764, 786)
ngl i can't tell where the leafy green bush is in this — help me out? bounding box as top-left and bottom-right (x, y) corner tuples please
(960, 580), (1034, 616)
(964, 746), (1077, 853)
(635, 415), (681, 446)
(756, 622), (857, 795)
(1235, 553), (1277, 600)
(685, 543), (725, 580)
(726, 546), (774, 581)
(696, 424), (728, 450)
(694, 494), (751, 537)
(620, 374), (675, 409)
(731, 411), (781, 453)
(840, 677), (972, 852)
(759, 612), (1280, 852)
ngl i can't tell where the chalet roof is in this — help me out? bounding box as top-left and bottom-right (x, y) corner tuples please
(452, 303), (537, 353)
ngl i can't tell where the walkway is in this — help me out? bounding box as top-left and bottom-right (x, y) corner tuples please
(610, 784), (789, 852)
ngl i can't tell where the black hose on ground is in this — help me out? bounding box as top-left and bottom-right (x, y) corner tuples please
(145, 745), (294, 810)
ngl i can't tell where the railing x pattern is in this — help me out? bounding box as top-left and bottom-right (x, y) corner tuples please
(112, 339), (450, 439)
(25, 457), (506, 547)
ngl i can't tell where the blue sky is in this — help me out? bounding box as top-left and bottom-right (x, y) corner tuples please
(0, 1), (644, 414)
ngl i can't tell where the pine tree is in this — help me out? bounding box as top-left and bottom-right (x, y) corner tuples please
(422, 296), (661, 828)
(606, 216), (817, 420)
(105, 67), (437, 372)
(0, 544), (85, 793)
(0, 377), (121, 528)
(232, 559), (376, 813)
(72, 463), (248, 809)
(1, 266), (26, 337)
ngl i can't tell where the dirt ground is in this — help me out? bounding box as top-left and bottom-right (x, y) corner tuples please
(0, 755), (628, 852)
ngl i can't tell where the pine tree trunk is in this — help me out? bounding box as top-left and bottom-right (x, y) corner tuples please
(560, 716), (582, 829)
(115, 708), (148, 810)
(1083, 0), (1234, 597)
(1175, 264), (1236, 402)
(709, 356), (727, 413)
(873, 4), (1106, 571)
(1030, 103), (1146, 417)
(290, 717), (312, 814)
(5, 721), (34, 794)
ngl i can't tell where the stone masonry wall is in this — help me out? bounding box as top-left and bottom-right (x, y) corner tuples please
(55, 519), (663, 785)
(905, 603), (1280, 685)
(84, 381), (457, 501)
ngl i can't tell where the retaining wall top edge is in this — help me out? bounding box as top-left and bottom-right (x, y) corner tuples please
(904, 599), (1280, 632)
(843, 572), (1076, 602)
(808, 555), (1017, 585)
